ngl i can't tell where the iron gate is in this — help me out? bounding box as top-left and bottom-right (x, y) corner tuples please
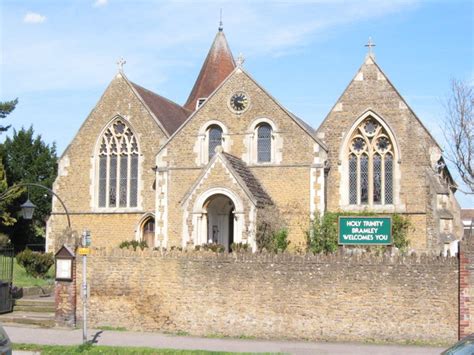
(0, 248), (13, 314)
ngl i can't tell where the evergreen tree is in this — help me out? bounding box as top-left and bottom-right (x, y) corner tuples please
(0, 98), (19, 235)
(0, 126), (57, 249)
(0, 159), (17, 227)
(0, 98), (18, 133)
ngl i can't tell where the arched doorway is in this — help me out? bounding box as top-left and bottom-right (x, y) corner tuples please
(141, 217), (155, 248)
(204, 194), (235, 251)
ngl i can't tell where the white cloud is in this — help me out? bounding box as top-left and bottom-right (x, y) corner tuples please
(93, 0), (108, 7)
(23, 12), (46, 24)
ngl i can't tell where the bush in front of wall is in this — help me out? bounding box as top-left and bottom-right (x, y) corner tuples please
(256, 205), (290, 253)
(230, 242), (250, 252)
(119, 240), (148, 251)
(195, 243), (225, 253)
(306, 211), (412, 254)
(16, 249), (54, 278)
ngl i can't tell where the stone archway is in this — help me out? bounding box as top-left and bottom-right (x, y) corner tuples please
(190, 188), (247, 251)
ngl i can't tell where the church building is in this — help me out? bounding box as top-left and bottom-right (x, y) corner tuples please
(46, 25), (462, 254)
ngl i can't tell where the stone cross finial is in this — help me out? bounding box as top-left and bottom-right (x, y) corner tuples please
(365, 37), (376, 57)
(117, 57), (126, 73)
(236, 53), (245, 67)
(218, 8), (223, 32)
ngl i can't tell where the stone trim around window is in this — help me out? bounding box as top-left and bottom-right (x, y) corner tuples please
(194, 120), (231, 166)
(93, 117), (142, 212)
(244, 118), (282, 165)
(339, 110), (404, 211)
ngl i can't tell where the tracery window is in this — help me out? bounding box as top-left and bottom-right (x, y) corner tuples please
(348, 117), (394, 205)
(98, 120), (139, 208)
(257, 124), (272, 162)
(208, 125), (223, 159)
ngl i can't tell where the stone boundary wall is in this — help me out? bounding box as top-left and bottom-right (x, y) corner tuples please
(459, 236), (474, 337)
(70, 249), (458, 343)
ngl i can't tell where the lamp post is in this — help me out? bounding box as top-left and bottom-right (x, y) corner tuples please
(0, 182), (71, 228)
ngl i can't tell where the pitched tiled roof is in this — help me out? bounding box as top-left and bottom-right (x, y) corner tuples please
(222, 153), (273, 207)
(131, 82), (191, 136)
(184, 30), (236, 111)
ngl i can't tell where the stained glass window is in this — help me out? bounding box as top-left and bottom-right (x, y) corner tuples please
(257, 124), (272, 162)
(360, 154), (369, 204)
(208, 125), (222, 159)
(348, 116), (395, 206)
(373, 154), (382, 204)
(349, 154), (357, 204)
(130, 154), (138, 207)
(119, 155), (128, 207)
(98, 155), (107, 207)
(97, 119), (139, 208)
(385, 153), (393, 204)
(109, 155), (117, 207)
(352, 137), (366, 152)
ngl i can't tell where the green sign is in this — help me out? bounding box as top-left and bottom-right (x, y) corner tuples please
(338, 216), (392, 245)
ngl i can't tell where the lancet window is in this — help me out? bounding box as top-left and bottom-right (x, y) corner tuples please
(208, 125), (223, 159)
(257, 124), (272, 163)
(98, 120), (139, 208)
(348, 117), (394, 205)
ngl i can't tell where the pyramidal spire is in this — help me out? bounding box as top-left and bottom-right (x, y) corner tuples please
(184, 26), (236, 111)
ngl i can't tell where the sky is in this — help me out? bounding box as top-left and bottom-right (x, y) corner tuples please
(0, 0), (473, 207)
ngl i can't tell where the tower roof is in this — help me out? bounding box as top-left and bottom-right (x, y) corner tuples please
(184, 29), (236, 111)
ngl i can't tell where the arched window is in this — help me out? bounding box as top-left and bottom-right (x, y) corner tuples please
(98, 119), (139, 208)
(347, 117), (394, 205)
(208, 125), (223, 159)
(257, 124), (272, 162)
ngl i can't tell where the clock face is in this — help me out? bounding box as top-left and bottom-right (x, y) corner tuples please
(229, 91), (249, 113)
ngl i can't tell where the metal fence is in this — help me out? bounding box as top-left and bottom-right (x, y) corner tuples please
(0, 248), (14, 314)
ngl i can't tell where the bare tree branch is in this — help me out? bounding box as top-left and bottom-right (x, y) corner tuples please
(443, 79), (473, 193)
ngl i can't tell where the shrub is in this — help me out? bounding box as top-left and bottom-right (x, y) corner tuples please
(230, 242), (250, 252)
(273, 229), (289, 253)
(306, 213), (339, 254)
(306, 212), (411, 254)
(256, 205), (289, 253)
(119, 240), (148, 251)
(16, 249), (54, 278)
(196, 243), (225, 253)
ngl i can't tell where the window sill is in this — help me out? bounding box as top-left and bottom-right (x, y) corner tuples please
(93, 207), (143, 213)
(340, 204), (406, 213)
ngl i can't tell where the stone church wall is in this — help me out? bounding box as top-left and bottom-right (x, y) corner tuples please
(158, 70), (322, 249)
(69, 249), (457, 343)
(47, 74), (167, 252)
(317, 58), (447, 252)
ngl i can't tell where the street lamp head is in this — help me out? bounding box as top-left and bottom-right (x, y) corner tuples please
(20, 199), (36, 220)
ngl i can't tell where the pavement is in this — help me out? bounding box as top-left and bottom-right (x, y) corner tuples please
(5, 325), (447, 355)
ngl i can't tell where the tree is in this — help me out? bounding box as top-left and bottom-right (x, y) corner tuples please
(0, 98), (18, 133)
(0, 98), (19, 235)
(0, 159), (17, 227)
(443, 79), (473, 193)
(0, 126), (57, 250)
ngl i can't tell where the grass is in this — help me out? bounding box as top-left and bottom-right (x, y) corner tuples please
(12, 258), (54, 288)
(13, 343), (276, 354)
(97, 326), (127, 332)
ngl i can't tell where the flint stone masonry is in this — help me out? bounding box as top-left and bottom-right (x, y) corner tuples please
(72, 249), (457, 343)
